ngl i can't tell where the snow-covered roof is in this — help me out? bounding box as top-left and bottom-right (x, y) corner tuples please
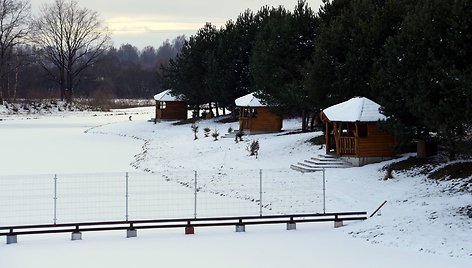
(153, 89), (183, 102)
(235, 92), (268, 107)
(322, 97), (386, 122)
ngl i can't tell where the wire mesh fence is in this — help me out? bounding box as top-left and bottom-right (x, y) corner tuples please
(0, 169), (325, 226)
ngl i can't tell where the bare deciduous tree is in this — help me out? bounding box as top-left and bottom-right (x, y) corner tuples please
(0, 0), (30, 102)
(31, 0), (111, 102)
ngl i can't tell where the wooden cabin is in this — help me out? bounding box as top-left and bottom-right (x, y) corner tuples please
(153, 89), (187, 122)
(320, 97), (395, 166)
(235, 92), (282, 133)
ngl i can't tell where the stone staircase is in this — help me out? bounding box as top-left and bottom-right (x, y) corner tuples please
(221, 132), (237, 139)
(290, 154), (351, 172)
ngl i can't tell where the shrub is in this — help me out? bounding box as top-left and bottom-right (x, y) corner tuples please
(211, 129), (220, 141)
(247, 140), (260, 158)
(235, 130), (245, 143)
(228, 126), (233, 133)
(191, 123), (199, 140)
(203, 127), (211, 137)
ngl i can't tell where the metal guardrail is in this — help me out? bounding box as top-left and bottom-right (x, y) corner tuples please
(370, 201), (387, 218)
(1, 212), (367, 240)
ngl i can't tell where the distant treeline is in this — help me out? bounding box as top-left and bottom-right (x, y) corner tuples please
(0, 0), (186, 103)
(4, 37), (185, 100)
(163, 0), (472, 158)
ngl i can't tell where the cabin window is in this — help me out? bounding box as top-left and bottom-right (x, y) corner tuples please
(251, 108), (257, 118)
(242, 108), (257, 118)
(159, 102), (167, 110)
(339, 123), (354, 136)
(358, 124), (368, 137)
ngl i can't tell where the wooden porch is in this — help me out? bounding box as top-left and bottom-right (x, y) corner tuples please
(325, 121), (358, 156)
(338, 137), (356, 155)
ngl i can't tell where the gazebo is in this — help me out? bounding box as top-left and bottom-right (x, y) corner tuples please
(153, 89), (187, 122)
(320, 97), (395, 166)
(235, 92), (282, 134)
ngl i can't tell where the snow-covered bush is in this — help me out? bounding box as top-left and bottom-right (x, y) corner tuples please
(247, 140), (260, 158)
(235, 130), (244, 143)
(191, 123), (199, 140)
(211, 129), (220, 141)
(203, 127), (211, 137)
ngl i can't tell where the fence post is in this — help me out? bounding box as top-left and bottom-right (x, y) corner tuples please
(53, 174), (57, 225)
(194, 171), (198, 219)
(125, 172), (129, 221)
(322, 168), (326, 214)
(259, 169), (263, 216)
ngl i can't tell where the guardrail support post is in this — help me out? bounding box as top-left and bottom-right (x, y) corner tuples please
(71, 226), (82, 240)
(235, 219), (245, 232)
(6, 231), (17, 244)
(127, 223), (137, 238)
(334, 215), (343, 228)
(185, 221), (194, 235)
(286, 217), (296, 230)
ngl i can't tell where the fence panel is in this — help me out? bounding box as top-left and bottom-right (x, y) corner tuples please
(128, 171), (196, 220)
(0, 174), (53, 226)
(56, 173), (125, 223)
(0, 169), (325, 226)
(196, 169), (262, 217)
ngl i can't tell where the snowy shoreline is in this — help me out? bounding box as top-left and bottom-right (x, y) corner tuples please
(0, 107), (471, 267)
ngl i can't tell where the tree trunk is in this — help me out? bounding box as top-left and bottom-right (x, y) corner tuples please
(301, 109), (307, 132)
(9, 64), (19, 101)
(60, 67), (65, 101)
(66, 59), (74, 103)
(310, 111), (316, 131)
(215, 102), (220, 117)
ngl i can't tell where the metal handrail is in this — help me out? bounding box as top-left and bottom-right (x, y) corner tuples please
(1, 212), (367, 236)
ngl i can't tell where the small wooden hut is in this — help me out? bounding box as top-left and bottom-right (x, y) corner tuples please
(320, 97), (395, 166)
(235, 92), (282, 133)
(153, 89), (187, 122)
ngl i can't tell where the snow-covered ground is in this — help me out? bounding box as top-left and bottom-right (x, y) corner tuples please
(0, 106), (471, 268)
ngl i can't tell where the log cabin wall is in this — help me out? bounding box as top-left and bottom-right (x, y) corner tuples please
(239, 107), (282, 132)
(323, 119), (395, 158)
(356, 122), (395, 157)
(156, 101), (187, 120)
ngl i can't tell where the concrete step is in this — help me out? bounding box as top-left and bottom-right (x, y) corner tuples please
(311, 157), (337, 162)
(291, 154), (351, 173)
(221, 134), (236, 138)
(298, 162), (348, 169)
(305, 159), (347, 166)
(311, 156), (346, 162)
(317, 154), (339, 159)
(290, 164), (323, 173)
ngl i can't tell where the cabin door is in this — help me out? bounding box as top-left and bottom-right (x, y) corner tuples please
(241, 118), (251, 130)
(325, 122), (336, 154)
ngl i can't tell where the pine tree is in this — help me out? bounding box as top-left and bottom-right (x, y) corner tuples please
(251, 1), (318, 131)
(373, 0), (472, 158)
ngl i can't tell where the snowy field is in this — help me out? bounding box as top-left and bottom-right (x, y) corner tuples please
(0, 106), (471, 268)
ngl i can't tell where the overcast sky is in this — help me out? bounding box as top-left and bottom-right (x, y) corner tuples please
(32, 0), (324, 49)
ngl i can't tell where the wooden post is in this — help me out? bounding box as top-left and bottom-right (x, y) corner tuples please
(333, 122), (340, 155)
(325, 120), (330, 154)
(355, 123), (359, 155)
